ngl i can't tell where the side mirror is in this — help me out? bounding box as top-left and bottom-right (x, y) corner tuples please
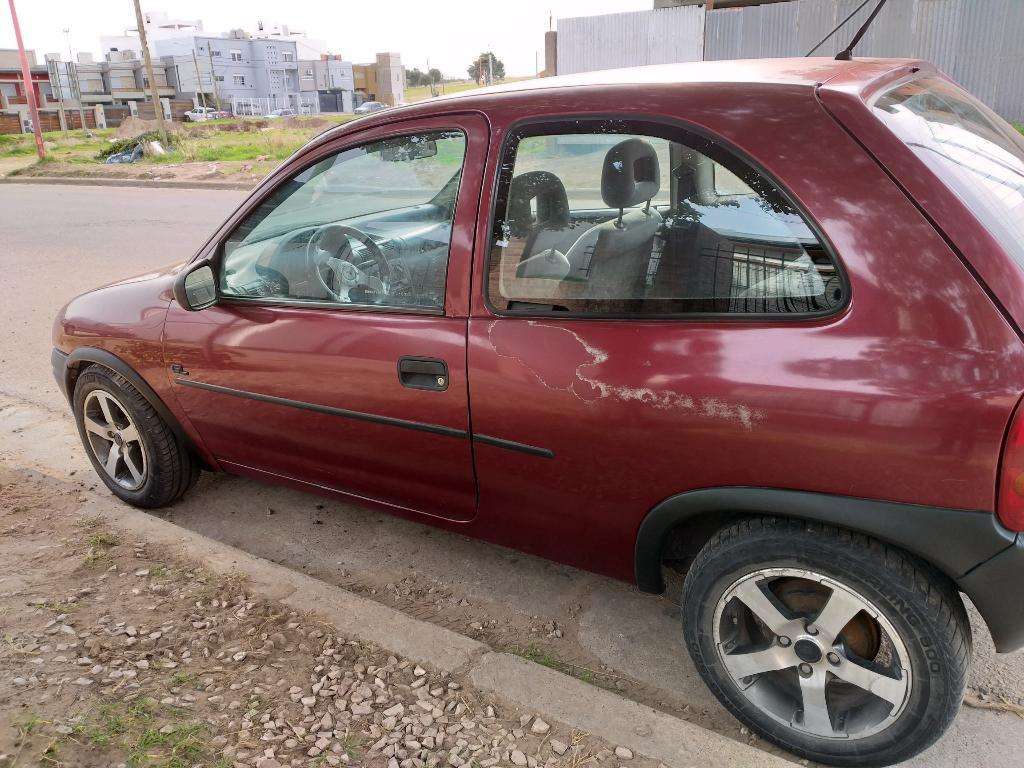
(173, 261), (218, 311)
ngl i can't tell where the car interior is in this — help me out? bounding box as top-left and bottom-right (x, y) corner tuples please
(218, 134), (464, 309)
(488, 132), (845, 315)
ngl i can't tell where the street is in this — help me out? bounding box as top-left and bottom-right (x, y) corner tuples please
(2, 182), (1023, 766)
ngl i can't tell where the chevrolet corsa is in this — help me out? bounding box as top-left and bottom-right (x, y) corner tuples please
(52, 58), (1024, 766)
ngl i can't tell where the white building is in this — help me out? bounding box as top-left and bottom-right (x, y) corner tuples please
(100, 9), (204, 58)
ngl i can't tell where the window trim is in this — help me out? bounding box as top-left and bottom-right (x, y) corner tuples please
(213, 127), (470, 317)
(481, 114), (850, 323)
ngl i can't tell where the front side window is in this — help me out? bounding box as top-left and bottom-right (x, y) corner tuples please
(220, 130), (466, 310)
(873, 77), (1024, 268)
(486, 122), (843, 316)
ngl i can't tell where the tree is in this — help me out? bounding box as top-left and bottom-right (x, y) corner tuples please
(428, 68), (442, 85)
(467, 52), (505, 83)
(406, 67), (426, 87)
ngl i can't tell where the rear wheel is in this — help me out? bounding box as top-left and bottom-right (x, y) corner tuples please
(682, 517), (970, 767)
(73, 366), (199, 508)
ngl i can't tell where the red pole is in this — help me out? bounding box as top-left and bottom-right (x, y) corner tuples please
(6, 0), (45, 159)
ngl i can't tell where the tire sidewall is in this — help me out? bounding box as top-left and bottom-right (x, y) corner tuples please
(73, 370), (164, 506)
(683, 524), (964, 766)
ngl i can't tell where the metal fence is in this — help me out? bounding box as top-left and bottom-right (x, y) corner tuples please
(558, 0), (1024, 123)
(557, 6), (705, 76)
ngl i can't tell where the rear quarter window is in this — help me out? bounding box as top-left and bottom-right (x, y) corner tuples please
(872, 77), (1024, 267)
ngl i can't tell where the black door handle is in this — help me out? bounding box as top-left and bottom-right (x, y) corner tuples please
(398, 356), (449, 391)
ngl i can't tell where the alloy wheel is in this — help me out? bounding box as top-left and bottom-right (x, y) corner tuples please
(713, 567), (911, 740)
(82, 390), (148, 491)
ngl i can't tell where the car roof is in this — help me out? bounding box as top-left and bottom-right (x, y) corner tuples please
(323, 57), (926, 141)
(452, 57), (920, 97)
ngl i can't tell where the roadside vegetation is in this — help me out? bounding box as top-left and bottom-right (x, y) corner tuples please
(0, 114), (357, 184)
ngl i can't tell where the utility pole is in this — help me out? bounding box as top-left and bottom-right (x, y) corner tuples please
(47, 57), (69, 135)
(191, 50), (207, 110)
(6, 0), (44, 158)
(207, 46), (221, 110)
(64, 28), (90, 135)
(130, 0), (168, 144)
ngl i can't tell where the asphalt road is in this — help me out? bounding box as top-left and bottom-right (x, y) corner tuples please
(2, 183), (1022, 767)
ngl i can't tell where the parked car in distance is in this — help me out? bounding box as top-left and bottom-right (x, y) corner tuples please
(354, 100), (387, 114)
(266, 108), (297, 119)
(183, 106), (230, 122)
(52, 58), (1024, 767)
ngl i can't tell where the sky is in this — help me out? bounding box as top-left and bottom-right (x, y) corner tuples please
(1, 0), (651, 78)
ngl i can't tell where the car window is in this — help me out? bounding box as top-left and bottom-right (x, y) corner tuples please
(486, 123), (843, 316)
(220, 130), (466, 310)
(873, 77), (1024, 269)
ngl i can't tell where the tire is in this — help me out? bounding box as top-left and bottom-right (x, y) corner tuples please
(682, 517), (970, 767)
(73, 366), (200, 509)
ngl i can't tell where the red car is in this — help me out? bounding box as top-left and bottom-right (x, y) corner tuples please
(52, 58), (1024, 766)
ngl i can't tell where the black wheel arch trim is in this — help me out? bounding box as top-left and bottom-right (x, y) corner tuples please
(59, 347), (194, 453)
(635, 486), (1015, 591)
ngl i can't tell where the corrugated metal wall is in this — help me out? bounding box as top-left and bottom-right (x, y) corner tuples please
(705, 0), (1024, 121)
(556, 6), (705, 76)
(558, 0), (1024, 122)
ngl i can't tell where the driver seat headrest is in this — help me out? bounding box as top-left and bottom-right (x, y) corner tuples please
(601, 139), (661, 210)
(507, 171), (571, 237)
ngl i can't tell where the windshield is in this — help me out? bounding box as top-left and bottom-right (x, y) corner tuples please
(873, 77), (1024, 267)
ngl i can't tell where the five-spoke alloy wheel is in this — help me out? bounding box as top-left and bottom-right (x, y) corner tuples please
(82, 389), (148, 491)
(714, 568), (910, 740)
(73, 365), (200, 508)
(683, 517), (971, 767)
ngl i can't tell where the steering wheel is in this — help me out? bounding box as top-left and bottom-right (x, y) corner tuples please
(305, 224), (391, 303)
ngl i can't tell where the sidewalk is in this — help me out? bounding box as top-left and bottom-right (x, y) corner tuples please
(0, 393), (790, 768)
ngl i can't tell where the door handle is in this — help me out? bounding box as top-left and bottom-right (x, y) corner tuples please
(398, 356), (449, 391)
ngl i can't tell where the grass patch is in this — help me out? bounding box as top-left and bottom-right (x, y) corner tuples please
(2, 116), (357, 176)
(68, 699), (218, 768)
(17, 712), (45, 736)
(168, 670), (198, 689)
(506, 644), (615, 690)
(87, 530), (120, 548)
(83, 525), (119, 567)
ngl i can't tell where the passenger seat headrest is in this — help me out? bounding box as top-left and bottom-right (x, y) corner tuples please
(507, 171), (571, 237)
(601, 138), (661, 210)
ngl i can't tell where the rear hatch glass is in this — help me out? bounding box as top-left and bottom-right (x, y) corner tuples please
(872, 77), (1024, 267)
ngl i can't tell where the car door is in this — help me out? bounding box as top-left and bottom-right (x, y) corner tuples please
(466, 116), (855, 578)
(163, 114), (487, 521)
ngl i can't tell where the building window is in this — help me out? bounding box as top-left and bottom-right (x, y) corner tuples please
(283, 52), (294, 62)
(230, 50), (243, 62)
(305, 68), (314, 77)
(233, 75), (245, 86)
(487, 121), (844, 317)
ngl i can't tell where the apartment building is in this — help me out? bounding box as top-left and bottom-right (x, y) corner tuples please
(353, 52), (404, 106)
(157, 32), (317, 114)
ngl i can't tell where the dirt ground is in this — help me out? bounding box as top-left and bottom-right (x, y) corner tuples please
(0, 467), (661, 768)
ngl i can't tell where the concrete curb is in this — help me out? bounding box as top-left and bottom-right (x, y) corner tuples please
(0, 176), (254, 191)
(0, 393), (793, 768)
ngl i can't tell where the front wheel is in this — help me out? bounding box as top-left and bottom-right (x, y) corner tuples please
(73, 366), (199, 508)
(682, 517), (971, 767)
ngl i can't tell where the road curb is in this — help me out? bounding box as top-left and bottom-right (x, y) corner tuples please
(1, 394), (793, 768)
(0, 175), (254, 191)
